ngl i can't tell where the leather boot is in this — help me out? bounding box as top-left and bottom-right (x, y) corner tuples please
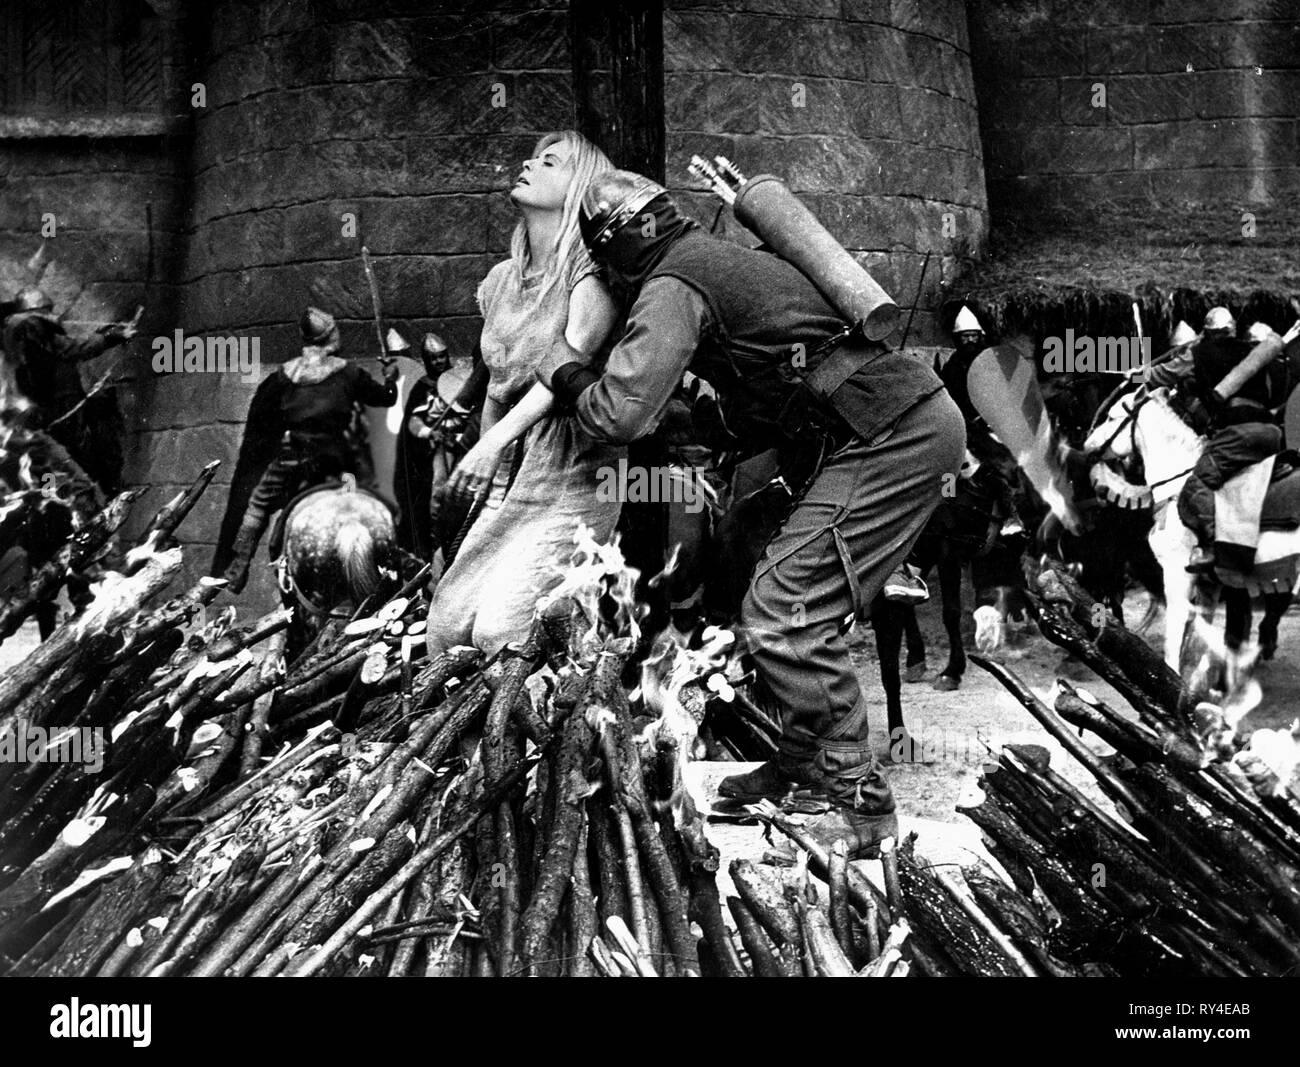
(717, 757), (816, 803)
(222, 522), (262, 594)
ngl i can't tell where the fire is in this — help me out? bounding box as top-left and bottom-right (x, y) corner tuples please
(1240, 720), (1300, 800)
(539, 524), (738, 824)
(539, 524), (643, 661)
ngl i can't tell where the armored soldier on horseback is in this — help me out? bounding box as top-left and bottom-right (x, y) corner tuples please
(1140, 306), (1300, 575)
(213, 306), (399, 593)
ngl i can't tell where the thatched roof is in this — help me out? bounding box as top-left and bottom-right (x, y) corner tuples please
(940, 200), (1300, 346)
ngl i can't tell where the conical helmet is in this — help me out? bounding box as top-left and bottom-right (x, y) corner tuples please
(300, 306), (339, 348)
(953, 305), (983, 335)
(1169, 319), (1197, 347)
(13, 287), (53, 313)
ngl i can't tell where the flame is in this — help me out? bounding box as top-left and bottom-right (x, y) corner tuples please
(1244, 720), (1300, 799)
(637, 623), (736, 825)
(539, 525), (739, 823)
(539, 524), (643, 660)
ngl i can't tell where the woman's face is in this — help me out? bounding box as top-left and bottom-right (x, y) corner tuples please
(510, 140), (575, 212)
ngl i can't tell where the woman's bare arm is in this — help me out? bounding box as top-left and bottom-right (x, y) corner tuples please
(489, 275), (618, 444)
(446, 274), (618, 500)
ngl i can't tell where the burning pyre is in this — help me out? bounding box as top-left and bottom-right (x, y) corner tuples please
(3, 463), (1300, 978)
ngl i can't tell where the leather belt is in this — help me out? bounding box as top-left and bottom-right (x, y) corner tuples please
(804, 326), (870, 400)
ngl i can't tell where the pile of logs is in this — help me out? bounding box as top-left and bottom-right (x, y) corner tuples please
(5, 461), (1299, 977)
(947, 562), (1300, 976)
(705, 560), (1300, 978)
(0, 465), (781, 977)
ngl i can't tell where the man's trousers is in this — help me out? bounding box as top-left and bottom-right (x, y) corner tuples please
(740, 390), (966, 812)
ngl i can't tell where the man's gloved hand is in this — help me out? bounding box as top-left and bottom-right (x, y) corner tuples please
(381, 359), (400, 383)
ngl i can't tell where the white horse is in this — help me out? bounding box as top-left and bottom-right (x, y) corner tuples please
(1085, 386), (1300, 671)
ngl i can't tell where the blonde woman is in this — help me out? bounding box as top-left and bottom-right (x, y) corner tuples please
(426, 131), (623, 655)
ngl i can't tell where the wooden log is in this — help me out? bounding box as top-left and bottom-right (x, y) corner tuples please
(268, 822), (416, 972)
(218, 681), (490, 977)
(970, 656), (1170, 835)
(895, 846), (1023, 976)
(726, 896), (787, 977)
(137, 460), (220, 548)
(77, 628), (184, 730)
(283, 750), (541, 978)
(801, 901), (855, 977)
(1025, 593), (1197, 740)
(1054, 681), (1203, 772)
(1124, 762), (1300, 936)
(518, 699), (596, 967)
(959, 860), (1080, 978)
(0, 546), (180, 724)
(748, 800), (957, 976)
(827, 839), (855, 964)
(0, 487), (144, 641)
(996, 746), (1237, 938)
(932, 865), (1040, 976)
(956, 788), (1113, 940)
(858, 919), (910, 977)
(238, 630), (287, 777)
(729, 858), (801, 949)
(587, 796), (629, 928)
(566, 814), (597, 977)
(114, 577), (226, 657)
(35, 854), (168, 977)
(1034, 562), (1186, 715)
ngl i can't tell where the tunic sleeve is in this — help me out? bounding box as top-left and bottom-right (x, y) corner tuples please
(349, 363), (399, 407)
(542, 277), (706, 445)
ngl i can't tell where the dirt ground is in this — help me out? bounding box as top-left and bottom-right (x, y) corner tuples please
(845, 583), (1300, 824)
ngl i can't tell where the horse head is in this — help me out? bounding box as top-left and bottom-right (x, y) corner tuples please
(1084, 387), (1202, 511)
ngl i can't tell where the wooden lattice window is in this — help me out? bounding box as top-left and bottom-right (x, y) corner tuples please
(1, 0), (189, 136)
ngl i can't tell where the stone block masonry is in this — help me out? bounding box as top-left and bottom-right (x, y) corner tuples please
(663, 0), (989, 349)
(970, 0), (1300, 221)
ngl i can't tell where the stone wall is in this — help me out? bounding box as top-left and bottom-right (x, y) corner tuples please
(136, 0), (577, 605)
(0, 0), (193, 489)
(6, 0), (992, 614)
(970, 0), (1300, 219)
(663, 0), (989, 345)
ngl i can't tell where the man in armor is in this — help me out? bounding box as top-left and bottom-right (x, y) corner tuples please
(2, 287), (135, 494)
(537, 170), (965, 856)
(1141, 307), (1300, 573)
(212, 306), (399, 593)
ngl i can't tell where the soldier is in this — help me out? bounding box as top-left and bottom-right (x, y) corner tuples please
(538, 170), (965, 856)
(212, 307), (399, 593)
(1165, 310), (1300, 574)
(2, 287), (135, 494)
(933, 305), (1018, 522)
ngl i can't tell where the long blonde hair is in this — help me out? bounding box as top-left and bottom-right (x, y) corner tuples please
(508, 130), (612, 303)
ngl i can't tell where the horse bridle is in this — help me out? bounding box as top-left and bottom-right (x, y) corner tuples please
(276, 553), (354, 621)
(1086, 386), (1196, 495)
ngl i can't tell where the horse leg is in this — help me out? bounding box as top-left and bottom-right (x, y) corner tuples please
(902, 603), (927, 682)
(932, 556), (965, 691)
(1222, 586), (1251, 655)
(35, 601), (57, 641)
(1257, 590), (1289, 662)
(1152, 513), (1197, 672)
(870, 596), (911, 761)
